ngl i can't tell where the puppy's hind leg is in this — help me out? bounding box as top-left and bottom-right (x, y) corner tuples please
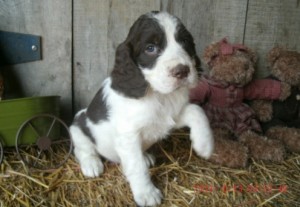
(70, 125), (104, 177)
(116, 133), (162, 206)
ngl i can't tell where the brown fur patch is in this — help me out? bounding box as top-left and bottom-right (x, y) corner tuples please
(266, 126), (300, 153)
(250, 100), (273, 122)
(239, 130), (285, 162)
(269, 48), (300, 86)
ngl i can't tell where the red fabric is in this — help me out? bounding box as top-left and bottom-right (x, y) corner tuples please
(244, 79), (281, 99)
(189, 77), (282, 135)
(219, 38), (247, 55)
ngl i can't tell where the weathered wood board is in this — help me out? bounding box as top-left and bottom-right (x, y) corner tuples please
(245, 0), (300, 77)
(0, 0), (72, 121)
(73, 0), (161, 111)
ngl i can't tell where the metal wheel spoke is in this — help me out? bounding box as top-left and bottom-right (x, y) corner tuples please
(51, 139), (68, 145)
(0, 141), (3, 164)
(32, 150), (43, 167)
(28, 121), (41, 137)
(46, 118), (56, 137)
(47, 147), (54, 157)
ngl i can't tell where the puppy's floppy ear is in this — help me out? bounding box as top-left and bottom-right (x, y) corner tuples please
(111, 42), (149, 98)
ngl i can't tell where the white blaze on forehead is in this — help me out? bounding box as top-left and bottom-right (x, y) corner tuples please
(154, 12), (178, 47)
(152, 12), (178, 42)
(152, 12), (189, 66)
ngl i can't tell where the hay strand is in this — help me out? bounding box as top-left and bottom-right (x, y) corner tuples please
(6, 170), (49, 189)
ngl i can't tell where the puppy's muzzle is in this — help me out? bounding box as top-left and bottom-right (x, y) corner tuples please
(171, 64), (190, 79)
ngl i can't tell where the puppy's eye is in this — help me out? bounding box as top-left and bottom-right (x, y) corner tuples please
(145, 44), (159, 55)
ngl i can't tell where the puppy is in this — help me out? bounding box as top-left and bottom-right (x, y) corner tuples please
(70, 11), (213, 206)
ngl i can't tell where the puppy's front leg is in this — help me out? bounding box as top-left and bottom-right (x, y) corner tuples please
(115, 133), (162, 206)
(177, 104), (214, 159)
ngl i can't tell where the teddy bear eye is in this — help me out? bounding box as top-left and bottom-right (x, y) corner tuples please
(211, 54), (218, 61)
(244, 64), (249, 70)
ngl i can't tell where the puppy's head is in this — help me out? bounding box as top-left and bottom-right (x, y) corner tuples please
(111, 11), (200, 98)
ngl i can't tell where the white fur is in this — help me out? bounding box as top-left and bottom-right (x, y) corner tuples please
(70, 12), (213, 206)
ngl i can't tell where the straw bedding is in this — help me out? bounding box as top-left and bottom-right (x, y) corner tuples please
(0, 129), (299, 207)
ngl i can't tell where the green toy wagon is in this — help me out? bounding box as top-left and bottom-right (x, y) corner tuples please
(0, 96), (73, 170)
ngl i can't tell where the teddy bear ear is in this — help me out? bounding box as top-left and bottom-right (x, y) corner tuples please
(246, 48), (257, 64)
(241, 47), (258, 64)
(203, 42), (220, 67)
(267, 47), (283, 66)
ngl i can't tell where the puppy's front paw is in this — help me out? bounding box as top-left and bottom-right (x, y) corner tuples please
(80, 156), (104, 177)
(134, 184), (162, 206)
(192, 130), (214, 159)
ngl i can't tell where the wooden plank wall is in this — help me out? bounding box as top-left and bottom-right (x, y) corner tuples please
(245, 0), (300, 77)
(73, 0), (161, 110)
(1, 0), (300, 120)
(0, 0), (72, 121)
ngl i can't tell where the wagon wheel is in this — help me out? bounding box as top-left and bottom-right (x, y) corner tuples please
(15, 114), (73, 170)
(0, 138), (3, 165)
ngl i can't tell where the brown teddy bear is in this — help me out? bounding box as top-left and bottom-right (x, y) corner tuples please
(190, 38), (291, 168)
(251, 47), (300, 153)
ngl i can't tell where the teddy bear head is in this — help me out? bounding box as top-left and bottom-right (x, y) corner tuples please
(203, 38), (257, 86)
(267, 47), (300, 86)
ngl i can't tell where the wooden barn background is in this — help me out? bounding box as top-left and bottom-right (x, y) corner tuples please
(1, 0), (300, 122)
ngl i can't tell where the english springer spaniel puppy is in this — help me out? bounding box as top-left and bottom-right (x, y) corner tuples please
(70, 11), (213, 206)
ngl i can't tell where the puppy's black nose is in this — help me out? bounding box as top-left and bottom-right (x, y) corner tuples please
(171, 64), (190, 79)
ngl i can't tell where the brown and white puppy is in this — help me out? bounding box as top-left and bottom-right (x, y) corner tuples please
(70, 11), (213, 206)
